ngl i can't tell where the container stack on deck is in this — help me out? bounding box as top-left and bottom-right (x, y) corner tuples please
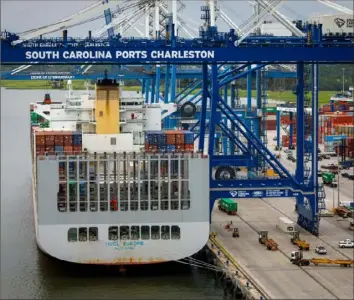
(144, 130), (194, 153)
(33, 129), (82, 155)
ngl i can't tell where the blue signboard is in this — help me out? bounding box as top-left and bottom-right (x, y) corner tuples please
(1, 46), (353, 64)
(324, 135), (347, 142)
(211, 188), (308, 199)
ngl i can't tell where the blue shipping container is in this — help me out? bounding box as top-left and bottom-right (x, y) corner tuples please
(158, 133), (167, 145)
(184, 131), (194, 144)
(167, 145), (176, 152)
(158, 145), (167, 152)
(55, 146), (64, 152)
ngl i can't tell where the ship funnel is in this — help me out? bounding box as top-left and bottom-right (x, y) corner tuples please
(44, 93), (51, 105)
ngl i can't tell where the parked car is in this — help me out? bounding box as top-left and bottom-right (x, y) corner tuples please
(348, 174), (354, 180)
(317, 171), (322, 177)
(315, 246), (327, 254)
(338, 239), (354, 248)
(273, 137), (277, 141)
(342, 172), (350, 178)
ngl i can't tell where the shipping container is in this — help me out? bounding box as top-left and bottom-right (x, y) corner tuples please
(266, 119), (276, 130)
(72, 132), (82, 145)
(63, 135), (73, 146)
(166, 133), (176, 145)
(167, 145), (176, 152)
(184, 131), (194, 144)
(184, 144), (194, 152)
(73, 145), (82, 153)
(175, 133), (185, 145)
(45, 134), (55, 146)
(36, 146), (45, 154)
(54, 134), (64, 146)
(176, 144), (184, 152)
(158, 145), (167, 152)
(35, 135), (45, 146)
(144, 144), (158, 152)
(45, 146), (55, 153)
(55, 146), (64, 152)
(64, 146), (73, 153)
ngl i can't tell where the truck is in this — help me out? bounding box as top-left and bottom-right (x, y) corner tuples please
(322, 172), (337, 187)
(290, 251), (354, 267)
(290, 231), (310, 250)
(334, 206), (350, 218)
(258, 231), (278, 251)
(277, 217), (295, 233)
(218, 198), (238, 215)
(338, 239), (354, 248)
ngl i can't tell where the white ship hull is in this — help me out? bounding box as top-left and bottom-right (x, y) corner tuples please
(31, 155), (211, 265)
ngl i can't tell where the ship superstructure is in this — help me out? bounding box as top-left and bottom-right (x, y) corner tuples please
(30, 77), (210, 265)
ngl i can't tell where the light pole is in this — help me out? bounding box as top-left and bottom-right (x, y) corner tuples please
(341, 68), (345, 93)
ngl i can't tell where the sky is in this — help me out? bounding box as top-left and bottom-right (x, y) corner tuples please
(1, 0), (353, 37)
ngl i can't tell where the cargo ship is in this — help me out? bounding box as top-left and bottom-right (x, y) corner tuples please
(30, 76), (210, 265)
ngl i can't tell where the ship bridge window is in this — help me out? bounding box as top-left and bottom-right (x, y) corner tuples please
(130, 226), (140, 240)
(79, 227), (88, 242)
(141, 226), (150, 240)
(151, 226), (160, 240)
(99, 111), (103, 117)
(110, 137), (116, 145)
(171, 226), (181, 240)
(120, 226), (129, 240)
(89, 227), (98, 241)
(108, 226), (118, 240)
(161, 226), (170, 240)
(68, 228), (78, 242)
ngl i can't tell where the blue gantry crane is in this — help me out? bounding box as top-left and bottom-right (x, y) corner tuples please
(1, 5), (353, 236)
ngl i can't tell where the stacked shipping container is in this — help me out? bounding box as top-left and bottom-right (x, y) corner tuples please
(33, 129), (82, 155)
(144, 130), (194, 153)
(281, 135), (297, 147)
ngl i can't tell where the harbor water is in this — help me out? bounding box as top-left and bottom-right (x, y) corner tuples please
(0, 88), (230, 300)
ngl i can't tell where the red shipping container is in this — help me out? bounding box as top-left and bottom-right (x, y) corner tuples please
(54, 134), (64, 146)
(45, 135), (55, 146)
(184, 144), (194, 152)
(144, 144), (158, 152)
(266, 120), (276, 130)
(73, 145), (82, 153)
(176, 144), (184, 152)
(166, 133), (176, 145)
(35, 136), (45, 146)
(63, 135), (73, 146)
(64, 146), (73, 153)
(45, 145), (55, 152)
(36, 146), (45, 155)
(175, 133), (185, 145)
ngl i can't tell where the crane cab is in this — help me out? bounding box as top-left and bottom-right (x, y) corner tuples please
(290, 250), (303, 262)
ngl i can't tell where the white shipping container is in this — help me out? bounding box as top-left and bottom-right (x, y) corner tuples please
(311, 14), (354, 34)
(277, 217), (295, 233)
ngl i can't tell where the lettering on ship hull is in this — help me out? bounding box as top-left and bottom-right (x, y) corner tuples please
(82, 257), (167, 265)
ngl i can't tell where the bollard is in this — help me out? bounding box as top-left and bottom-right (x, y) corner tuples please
(211, 243), (214, 248)
(246, 281), (249, 289)
(235, 270), (238, 276)
(226, 259), (229, 266)
(260, 297), (263, 300)
(218, 250), (221, 256)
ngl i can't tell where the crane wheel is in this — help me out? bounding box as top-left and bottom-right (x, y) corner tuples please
(215, 166), (236, 180)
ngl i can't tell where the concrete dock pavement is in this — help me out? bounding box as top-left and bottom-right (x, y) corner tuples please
(210, 198), (354, 299)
